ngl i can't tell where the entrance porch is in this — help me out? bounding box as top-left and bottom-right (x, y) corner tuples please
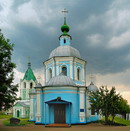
(45, 97), (71, 125)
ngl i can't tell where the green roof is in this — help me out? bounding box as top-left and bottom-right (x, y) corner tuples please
(23, 67), (36, 81)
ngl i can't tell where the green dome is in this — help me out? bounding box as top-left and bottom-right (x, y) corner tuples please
(23, 68), (36, 81)
(23, 62), (36, 81)
(61, 24), (69, 33)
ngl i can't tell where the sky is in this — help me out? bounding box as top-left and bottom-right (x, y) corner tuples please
(0, 0), (130, 104)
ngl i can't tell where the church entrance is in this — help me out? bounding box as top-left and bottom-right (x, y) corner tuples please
(54, 104), (66, 123)
(17, 110), (20, 117)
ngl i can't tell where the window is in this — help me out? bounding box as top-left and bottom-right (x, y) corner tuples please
(91, 105), (95, 115)
(80, 109), (84, 112)
(17, 110), (20, 117)
(30, 83), (33, 89)
(24, 82), (26, 88)
(62, 66), (67, 76)
(49, 68), (52, 79)
(64, 39), (66, 44)
(77, 68), (80, 80)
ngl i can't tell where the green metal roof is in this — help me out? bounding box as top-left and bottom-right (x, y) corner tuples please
(23, 63), (36, 81)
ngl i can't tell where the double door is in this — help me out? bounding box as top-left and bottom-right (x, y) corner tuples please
(54, 104), (66, 123)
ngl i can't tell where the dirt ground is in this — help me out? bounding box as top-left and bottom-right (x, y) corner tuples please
(1, 119), (130, 131)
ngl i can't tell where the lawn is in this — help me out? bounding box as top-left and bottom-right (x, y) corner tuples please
(0, 114), (12, 119)
(0, 113), (33, 126)
(101, 116), (130, 126)
(3, 118), (34, 126)
(1, 113), (130, 126)
(111, 116), (130, 126)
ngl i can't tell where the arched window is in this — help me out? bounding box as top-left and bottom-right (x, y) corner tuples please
(30, 83), (33, 89)
(49, 68), (52, 79)
(62, 66), (67, 76)
(24, 82), (26, 88)
(77, 68), (80, 80)
(17, 110), (20, 117)
(64, 39), (66, 44)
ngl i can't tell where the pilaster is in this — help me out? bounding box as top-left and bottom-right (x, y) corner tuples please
(30, 95), (34, 120)
(36, 89), (41, 123)
(79, 88), (86, 123)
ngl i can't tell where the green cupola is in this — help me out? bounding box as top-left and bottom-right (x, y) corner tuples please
(23, 61), (36, 81)
(59, 14), (72, 46)
(61, 17), (70, 33)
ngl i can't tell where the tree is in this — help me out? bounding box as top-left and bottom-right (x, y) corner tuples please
(0, 29), (18, 111)
(118, 98), (130, 119)
(89, 86), (121, 124)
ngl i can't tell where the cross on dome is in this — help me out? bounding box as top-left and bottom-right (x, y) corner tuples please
(89, 74), (95, 83)
(28, 56), (31, 68)
(61, 9), (70, 33)
(62, 9), (68, 18)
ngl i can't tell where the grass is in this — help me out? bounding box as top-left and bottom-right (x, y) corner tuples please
(0, 113), (33, 126)
(0, 114), (12, 119)
(1, 114), (130, 126)
(101, 116), (130, 126)
(3, 118), (34, 126)
(109, 116), (130, 126)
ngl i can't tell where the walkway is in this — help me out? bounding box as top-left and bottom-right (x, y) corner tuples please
(0, 119), (130, 131)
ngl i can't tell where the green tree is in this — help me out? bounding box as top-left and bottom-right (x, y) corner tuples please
(118, 98), (130, 119)
(89, 86), (121, 124)
(0, 29), (18, 111)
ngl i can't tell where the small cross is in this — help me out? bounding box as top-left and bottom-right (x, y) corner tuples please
(37, 75), (41, 83)
(62, 9), (68, 17)
(28, 56), (31, 68)
(28, 56), (30, 63)
(89, 74), (95, 83)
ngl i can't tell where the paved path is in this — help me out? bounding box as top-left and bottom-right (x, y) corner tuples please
(0, 119), (130, 131)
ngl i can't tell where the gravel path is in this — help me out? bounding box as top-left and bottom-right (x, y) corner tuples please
(0, 119), (130, 131)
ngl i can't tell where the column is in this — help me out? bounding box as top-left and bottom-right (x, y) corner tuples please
(21, 107), (24, 118)
(30, 95), (34, 120)
(79, 88), (86, 123)
(36, 89), (41, 123)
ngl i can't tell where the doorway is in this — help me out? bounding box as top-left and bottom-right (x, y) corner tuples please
(17, 110), (20, 117)
(54, 104), (66, 123)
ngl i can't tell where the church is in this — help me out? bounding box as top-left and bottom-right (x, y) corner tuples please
(13, 13), (99, 125)
(29, 16), (99, 125)
(13, 61), (37, 118)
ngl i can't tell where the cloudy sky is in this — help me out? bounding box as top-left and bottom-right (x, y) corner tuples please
(1, 0), (130, 103)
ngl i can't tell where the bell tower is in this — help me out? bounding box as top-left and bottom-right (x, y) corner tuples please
(20, 58), (37, 100)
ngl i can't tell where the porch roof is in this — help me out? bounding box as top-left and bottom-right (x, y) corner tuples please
(45, 97), (71, 104)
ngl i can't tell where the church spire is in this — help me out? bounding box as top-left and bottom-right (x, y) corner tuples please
(59, 9), (72, 46)
(61, 9), (70, 34)
(28, 56), (31, 68)
(23, 57), (36, 81)
(62, 9), (68, 24)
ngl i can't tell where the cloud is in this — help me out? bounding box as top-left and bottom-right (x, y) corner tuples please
(0, 4), (3, 11)
(86, 69), (130, 104)
(13, 67), (45, 87)
(87, 34), (103, 47)
(121, 91), (130, 104)
(108, 31), (130, 49)
(13, 69), (24, 84)
(1, 0), (130, 104)
(11, 0), (31, 12)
